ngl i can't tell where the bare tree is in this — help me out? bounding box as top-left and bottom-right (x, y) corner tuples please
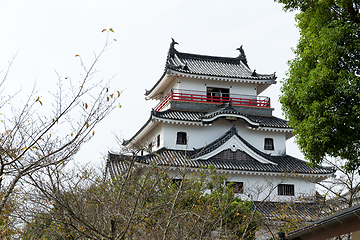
(0, 29), (120, 235)
(22, 160), (261, 240)
(316, 158), (360, 210)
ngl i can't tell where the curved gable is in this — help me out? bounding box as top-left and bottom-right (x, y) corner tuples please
(191, 125), (276, 165)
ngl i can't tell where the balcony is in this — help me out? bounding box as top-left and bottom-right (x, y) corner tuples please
(154, 89), (270, 112)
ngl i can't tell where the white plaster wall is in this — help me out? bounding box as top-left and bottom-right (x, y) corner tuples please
(160, 77), (177, 98)
(222, 173), (316, 201)
(166, 169), (316, 202)
(163, 119), (287, 155)
(175, 77), (257, 96)
(139, 123), (164, 152)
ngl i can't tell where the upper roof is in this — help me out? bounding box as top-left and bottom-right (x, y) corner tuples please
(166, 40), (276, 80)
(145, 39), (277, 97)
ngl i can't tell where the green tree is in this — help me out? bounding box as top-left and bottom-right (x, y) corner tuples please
(276, 0), (360, 170)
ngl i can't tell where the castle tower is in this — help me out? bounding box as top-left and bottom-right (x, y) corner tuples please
(107, 40), (334, 202)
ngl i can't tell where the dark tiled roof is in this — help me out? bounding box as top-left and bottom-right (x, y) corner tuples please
(153, 109), (203, 122)
(109, 126), (334, 179)
(166, 44), (276, 80)
(203, 102), (247, 119)
(254, 201), (328, 222)
(145, 40), (276, 96)
(286, 203), (360, 239)
(107, 149), (334, 179)
(247, 115), (290, 128)
(153, 109), (291, 129)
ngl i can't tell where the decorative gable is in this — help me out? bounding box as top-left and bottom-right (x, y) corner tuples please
(192, 129), (276, 165)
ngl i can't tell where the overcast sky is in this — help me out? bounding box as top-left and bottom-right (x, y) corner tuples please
(0, 0), (304, 166)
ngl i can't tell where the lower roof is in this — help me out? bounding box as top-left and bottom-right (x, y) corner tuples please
(286, 203), (360, 240)
(254, 201), (329, 222)
(107, 148), (334, 180)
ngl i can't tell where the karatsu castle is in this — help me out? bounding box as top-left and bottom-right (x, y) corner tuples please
(106, 39), (334, 202)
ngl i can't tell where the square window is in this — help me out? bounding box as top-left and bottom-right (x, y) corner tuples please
(227, 181), (244, 194)
(264, 138), (274, 150)
(172, 179), (182, 187)
(278, 184), (294, 196)
(176, 132), (187, 145)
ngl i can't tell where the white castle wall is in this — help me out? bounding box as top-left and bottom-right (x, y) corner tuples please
(138, 122), (164, 153)
(226, 173), (316, 201)
(162, 119), (287, 156)
(168, 169), (317, 202)
(174, 77), (257, 96)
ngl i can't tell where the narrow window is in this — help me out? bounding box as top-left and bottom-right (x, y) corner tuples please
(148, 142), (153, 151)
(264, 138), (274, 150)
(176, 132), (187, 145)
(278, 184), (294, 196)
(227, 181), (244, 194)
(157, 134), (160, 148)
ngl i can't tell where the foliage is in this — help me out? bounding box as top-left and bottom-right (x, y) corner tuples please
(276, 0), (360, 170)
(22, 164), (261, 240)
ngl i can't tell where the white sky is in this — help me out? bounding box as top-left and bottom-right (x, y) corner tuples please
(0, 0), (304, 166)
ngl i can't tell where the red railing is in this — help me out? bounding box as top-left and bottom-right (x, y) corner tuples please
(154, 94), (171, 112)
(154, 90), (270, 111)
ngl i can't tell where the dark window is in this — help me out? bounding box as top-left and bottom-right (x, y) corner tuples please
(176, 132), (187, 145)
(227, 181), (244, 193)
(206, 87), (230, 103)
(278, 184), (294, 196)
(157, 134), (160, 148)
(148, 142), (153, 150)
(172, 179), (182, 187)
(264, 138), (274, 150)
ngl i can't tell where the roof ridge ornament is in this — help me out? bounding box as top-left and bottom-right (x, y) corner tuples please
(236, 45), (249, 68)
(252, 70), (257, 77)
(168, 38), (179, 58)
(170, 38), (178, 49)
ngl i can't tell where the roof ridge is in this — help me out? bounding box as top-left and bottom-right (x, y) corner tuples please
(175, 51), (242, 63)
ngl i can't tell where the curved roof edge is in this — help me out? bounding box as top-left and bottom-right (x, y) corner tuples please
(107, 147), (335, 177)
(145, 39), (277, 98)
